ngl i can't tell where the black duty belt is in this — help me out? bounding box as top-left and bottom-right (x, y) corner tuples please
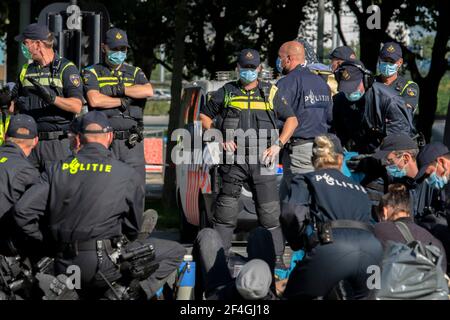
(329, 220), (373, 233)
(38, 131), (68, 140)
(57, 239), (118, 260)
(114, 130), (132, 140)
(289, 138), (314, 146)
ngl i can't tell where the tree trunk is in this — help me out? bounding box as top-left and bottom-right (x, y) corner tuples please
(162, 0), (187, 212)
(414, 0), (450, 142)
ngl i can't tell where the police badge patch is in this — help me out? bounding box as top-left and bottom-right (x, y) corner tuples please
(387, 45), (395, 53)
(407, 86), (416, 97)
(70, 74), (81, 87)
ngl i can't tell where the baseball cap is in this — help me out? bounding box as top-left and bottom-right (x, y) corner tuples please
(79, 111), (113, 134)
(379, 42), (402, 61)
(416, 142), (450, 180)
(235, 259), (272, 300)
(6, 114), (38, 139)
(329, 46), (356, 60)
(372, 134), (418, 160)
(105, 28), (130, 49)
(335, 59), (366, 94)
(237, 49), (260, 68)
(15, 23), (50, 42)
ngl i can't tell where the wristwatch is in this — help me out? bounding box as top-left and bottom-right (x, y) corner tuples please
(276, 139), (284, 149)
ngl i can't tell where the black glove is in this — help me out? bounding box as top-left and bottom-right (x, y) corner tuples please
(346, 154), (372, 172)
(0, 87), (11, 108)
(26, 77), (56, 105)
(119, 97), (132, 112)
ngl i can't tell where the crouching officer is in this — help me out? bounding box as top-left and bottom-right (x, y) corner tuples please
(281, 134), (383, 299)
(83, 27), (153, 190)
(14, 111), (185, 299)
(13, 23), (83, 170)
(200, 49), (298, 263)
(376, 42), (419, 119)
(0, 115), (39, 255)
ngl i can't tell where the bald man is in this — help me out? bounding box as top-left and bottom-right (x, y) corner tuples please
(275, 41), (333, 199)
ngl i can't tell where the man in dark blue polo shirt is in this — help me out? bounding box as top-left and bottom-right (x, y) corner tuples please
(275, 40), (333, 199)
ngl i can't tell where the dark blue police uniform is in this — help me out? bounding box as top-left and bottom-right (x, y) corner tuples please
(281, 168), (383, 299)
(276, 65), (332, 199)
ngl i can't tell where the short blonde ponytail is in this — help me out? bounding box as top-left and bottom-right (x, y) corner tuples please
(312, 135), (342, 169)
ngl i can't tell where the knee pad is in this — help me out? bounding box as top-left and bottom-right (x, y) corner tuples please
(258, 201), (281, 228)
(221, 181), (242, 198)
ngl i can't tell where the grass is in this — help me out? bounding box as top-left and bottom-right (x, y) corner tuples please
(145, 198), (180, 230)
(436, 72), (450, 117)
(144, 100), (171, 116)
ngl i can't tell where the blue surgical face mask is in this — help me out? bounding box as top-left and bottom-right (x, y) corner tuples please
(21, 43), (32, 60)
(386, 164), (407, 178)
(276, 57), (283, 74)
(345, 90), (364, 102)
(107, 50), (127, 65)
(378, 61), (398, 77)
(425, 163), (449, 190)
(239, 68), (258, 84)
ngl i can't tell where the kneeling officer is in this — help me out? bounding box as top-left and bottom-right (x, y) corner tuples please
(14, 111), (184, 299)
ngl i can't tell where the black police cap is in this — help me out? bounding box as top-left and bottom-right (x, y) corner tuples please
(15, 23), (50, 42)
(79, 111), (113, 134)
(105, 28), (130, 49)
(237, 49), (260, 68)
(335, 59), (365, 94)
(329, 46), (356, 61)
(372, 134), (418, 161)
(416, 142), (450, 180)
(379, 42), (402, 61)
(6, 114), (38, 139)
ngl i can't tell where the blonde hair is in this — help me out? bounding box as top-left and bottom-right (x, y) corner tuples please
(41, 33), (55, 48)
(312, 135), (342, 169)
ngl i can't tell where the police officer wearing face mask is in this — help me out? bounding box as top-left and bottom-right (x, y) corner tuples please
(281, 134), (383, 299)
(376, 42), (419, 117)
(13, 23), (84, 171)
(333, 60), (416, 154)
(82, 27), (154, 192)
(199, 49), (298, 264)
(275, 41), (333, 199)
(373, 138), (450, 267)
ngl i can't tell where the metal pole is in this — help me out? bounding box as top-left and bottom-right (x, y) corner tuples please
(18, 0), (31, 72)
(160, 45), (165, 83)
(317, 0), (325, 62)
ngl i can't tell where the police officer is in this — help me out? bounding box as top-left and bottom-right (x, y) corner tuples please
(281, 134), (383, 299)
(370, 136), (449, 262)
(333, 59), (416, 154)
(376, 42), (419, 117)
(328, 46), (357, 72)
(83, 27), (153, 190)
(14, 111), (185, 299)
(0, 83), (15, 146)
(14, 23), (83, 170)
(275, 41), (333, 197)
(0, 114), (39, 255)
(200, 48), (298, 263)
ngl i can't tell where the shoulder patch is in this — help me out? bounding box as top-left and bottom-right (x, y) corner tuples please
(406, 86), (417, 97)
(69, 74), (81, 87)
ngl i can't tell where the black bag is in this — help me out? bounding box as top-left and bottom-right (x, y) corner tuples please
(376, 221), (448, 300)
